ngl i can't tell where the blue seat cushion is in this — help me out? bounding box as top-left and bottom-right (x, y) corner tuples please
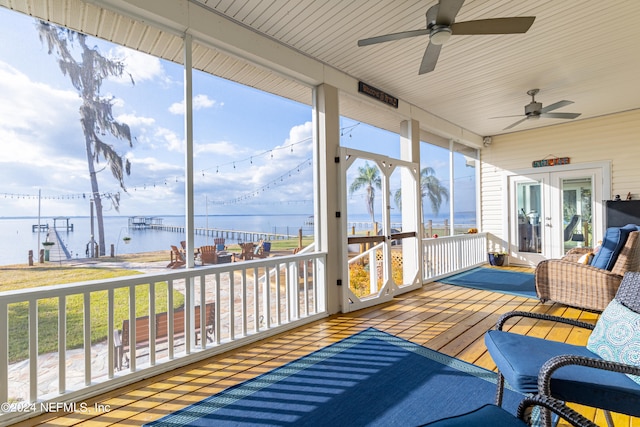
(590, 224), (637, 270)
(420, 404), (526, 427)
(485, 330), (640, 416)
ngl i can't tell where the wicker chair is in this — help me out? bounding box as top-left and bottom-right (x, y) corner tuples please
(485, 272), (640, 427)
(535, 230), (640, 311)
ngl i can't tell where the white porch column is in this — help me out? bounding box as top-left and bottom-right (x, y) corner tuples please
(183, 33), (196, 351)
(184, 33), (195, 268)
(314, 84), (341, 314)
(400, 119), (421, 284)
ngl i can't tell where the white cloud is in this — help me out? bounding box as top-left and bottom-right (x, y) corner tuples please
(168, 94), (220, 115)
(195, 140), (243, 157)
(155, 127), (184, 152)
(117, 113), (156, 128)
(108, 46), (166, 84)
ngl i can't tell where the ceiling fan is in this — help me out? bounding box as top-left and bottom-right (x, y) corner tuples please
(357, 0), (535, 74)
(494, 89), (582, 130)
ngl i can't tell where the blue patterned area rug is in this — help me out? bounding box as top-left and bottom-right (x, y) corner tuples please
(145, 328), (523, 426)
(438, 267), (537, 298)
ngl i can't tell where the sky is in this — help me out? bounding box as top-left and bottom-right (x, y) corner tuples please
(0, 7), (475, 220)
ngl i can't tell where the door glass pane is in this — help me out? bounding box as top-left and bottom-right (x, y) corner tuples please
(517, 182), (542, 253)
(562, 178), (592, 253)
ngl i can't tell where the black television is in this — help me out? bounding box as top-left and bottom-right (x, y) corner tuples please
(605, 200), (640, 228)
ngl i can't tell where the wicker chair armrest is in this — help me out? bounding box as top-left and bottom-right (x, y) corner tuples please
(517, 394), (597, 427)
(542, 259), (623, 277)
(561, 247), (593, 263)
(563, 247), (592, 257)
(538, 354), (640, 397)
(496, 311), (595, 331)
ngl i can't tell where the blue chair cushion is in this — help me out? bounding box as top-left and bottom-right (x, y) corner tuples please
(587, 299), (640, 385)
(590, 224), (637, 270)
(485, 330), (640, 416)
(420, 404), (526, 427)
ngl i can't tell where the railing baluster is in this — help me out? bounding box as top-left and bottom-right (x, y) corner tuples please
(167, 279), (174, 360)
(29, 299), (37, 402)
(107, 289), (114, 378)
(253, 267), (259, 333)
(263, 266), (270, 329)
(58, 296), (66, 392)
(149, 282), (156, 366)
(274, 265), (281, 324)
(185, 279), (192, 354)
(241, 269), (247, 336)
(129, 285), (136, 371)
(214, 272), (220, 343)
(200, 274), (206, 349)
(229, 271), (235, 341)
(84, 293), (91, 385)
(0, 302), (8, 404)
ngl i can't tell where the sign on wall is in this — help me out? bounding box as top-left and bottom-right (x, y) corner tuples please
(358, 81), (398, 108)
(532, 157), (570, 168)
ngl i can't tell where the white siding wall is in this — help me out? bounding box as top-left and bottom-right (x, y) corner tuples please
(480, 109), (640, 248)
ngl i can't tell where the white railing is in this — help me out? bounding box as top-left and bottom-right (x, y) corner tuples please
(422, 233), (487, 282)
(0, 251), (327, 425)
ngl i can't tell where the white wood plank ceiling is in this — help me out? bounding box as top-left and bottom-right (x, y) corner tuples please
(3, 0), (640, 138)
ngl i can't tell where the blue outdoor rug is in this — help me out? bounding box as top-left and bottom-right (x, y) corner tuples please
(438, 267), (537, 299)
(145, 328), (523, 426)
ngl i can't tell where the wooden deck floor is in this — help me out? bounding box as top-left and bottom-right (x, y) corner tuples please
(13, 267), (636, 427)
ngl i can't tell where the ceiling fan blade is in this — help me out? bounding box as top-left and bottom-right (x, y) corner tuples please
(539, 100), (573, 113)
(540, 112), (582, 120)
(358, 29), (430, 46)
(436, 0), (466, 24)
(451, 17), (535, 35)
(490, 115), (525, 119)
(504, 117), (528, 130)
(419, 42), (442, 74)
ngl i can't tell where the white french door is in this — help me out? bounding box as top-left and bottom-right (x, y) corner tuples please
(338, 147), (422, 312)
(507, 165), (608, 266)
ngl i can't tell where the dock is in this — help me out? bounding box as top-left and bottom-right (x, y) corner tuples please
(42, 229), (72, 262)
(129, 216), (163, 229)
(150, 224), (296, 242)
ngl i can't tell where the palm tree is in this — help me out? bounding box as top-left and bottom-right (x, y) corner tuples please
(394, 166), (449, 216)
(37, 21), (133, 256)
(349, 162), (381, 226)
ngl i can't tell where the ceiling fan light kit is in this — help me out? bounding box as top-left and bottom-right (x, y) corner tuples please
(357, 0), (535, 74)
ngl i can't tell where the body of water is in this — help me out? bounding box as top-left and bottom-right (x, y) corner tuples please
(0, 214), (314, 266)
(0, 212), (475, 266)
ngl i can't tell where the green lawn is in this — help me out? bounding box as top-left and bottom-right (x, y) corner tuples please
(1, 263), (184, 363)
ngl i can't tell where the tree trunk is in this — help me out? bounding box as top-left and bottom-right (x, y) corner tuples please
(82, 118), (106, 256)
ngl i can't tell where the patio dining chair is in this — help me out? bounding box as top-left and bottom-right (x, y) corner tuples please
(485, 272), (640, 427)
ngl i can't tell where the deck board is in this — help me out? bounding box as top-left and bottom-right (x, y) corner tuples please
(12, 269), (636, 427)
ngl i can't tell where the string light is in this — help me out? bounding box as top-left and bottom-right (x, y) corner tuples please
(4, 123), (364, 203)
